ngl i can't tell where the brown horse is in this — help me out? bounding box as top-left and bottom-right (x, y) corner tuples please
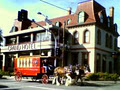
(73, 64), (91, 85)
(52, 66), (73, 86)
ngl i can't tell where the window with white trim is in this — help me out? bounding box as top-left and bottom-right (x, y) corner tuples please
(73, 31), (79, 44)
(78, 11), (85, 23)
(55, 21), (60, 27)
(67, 19), (71, 25)
(84, 30), (90, 43)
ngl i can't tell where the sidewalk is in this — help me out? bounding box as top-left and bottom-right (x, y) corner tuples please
(82, 80), (120, 86)
(2, 75), (15, 80)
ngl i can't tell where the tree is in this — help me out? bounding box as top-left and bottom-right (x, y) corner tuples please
(0, 28), (3, 46)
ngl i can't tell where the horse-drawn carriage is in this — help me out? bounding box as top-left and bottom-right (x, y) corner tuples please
(14, 55), (90, 85)
(14, 55), (54, 84)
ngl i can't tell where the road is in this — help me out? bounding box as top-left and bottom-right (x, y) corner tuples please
(0, 76), (120, 90)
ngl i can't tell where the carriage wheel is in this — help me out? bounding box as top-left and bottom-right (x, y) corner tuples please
(15, 71), (22, 82)
(41, 74), (49, 84)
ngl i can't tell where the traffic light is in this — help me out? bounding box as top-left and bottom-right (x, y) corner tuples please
(18, 9), (28, 21)
(56, 48), (61, 56)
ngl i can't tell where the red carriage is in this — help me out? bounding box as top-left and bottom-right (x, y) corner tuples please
(14, 55), (54, 84)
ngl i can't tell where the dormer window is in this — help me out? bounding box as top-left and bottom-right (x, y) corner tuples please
(55, 21), (60, 27)
(9, 26), (18, 33)
(67, 19), (71, 25)
(78, 11), (85, 23)
(100, 13), (103, 23)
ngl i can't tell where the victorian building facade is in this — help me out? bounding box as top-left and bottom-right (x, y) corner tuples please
(1, 0), (119, 73)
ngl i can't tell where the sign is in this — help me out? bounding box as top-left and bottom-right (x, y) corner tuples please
(8, 43), (35, 51)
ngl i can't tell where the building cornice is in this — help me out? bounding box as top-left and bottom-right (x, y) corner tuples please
(66, 22), (96, 28)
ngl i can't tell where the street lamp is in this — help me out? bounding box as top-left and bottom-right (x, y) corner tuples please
(37, 12), (57, 67)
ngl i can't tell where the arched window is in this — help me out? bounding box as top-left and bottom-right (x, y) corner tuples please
(78, 11), (85, 23)
(96, 53), (101, 72)
(97, 29), (101, 45)
(9, 26), (18, 33)
(114, 38), (117, 50)
(73, 31), (79, 44)
(100, 13), (103, 23)
(109, 35), (113, 48)
(67, 19), (71, 25)
(108, 17), (110, 27)
(55, 21), (60, 27)
(105, 34), (109, 47)
(84, 30), (90, 43)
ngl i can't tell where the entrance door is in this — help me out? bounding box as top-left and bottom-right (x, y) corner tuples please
(82, 52), (89, 65)
(72, 52), (78, 65)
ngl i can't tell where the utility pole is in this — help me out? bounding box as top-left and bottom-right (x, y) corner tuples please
(62, 21), (66, 67)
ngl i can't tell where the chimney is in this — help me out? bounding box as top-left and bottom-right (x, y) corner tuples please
(109, 7), (114, 24)
(67, 7), (72, 15)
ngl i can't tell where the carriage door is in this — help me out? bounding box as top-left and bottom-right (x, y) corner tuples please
(82, 52), (89, 65)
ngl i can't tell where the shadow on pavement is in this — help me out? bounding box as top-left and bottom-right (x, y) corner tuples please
(75, 82), (113, 87)
(0, 85), (19, 90)
(0, 85), (8, 88)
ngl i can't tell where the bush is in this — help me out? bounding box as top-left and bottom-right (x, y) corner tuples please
(86, 73), (99, 81)
(0, 69), (14, 76)
(0, 69), (4, 75)
(86, 72), (119, 81)
(0, 69), (3, 78)
(109, 73), (119, 81)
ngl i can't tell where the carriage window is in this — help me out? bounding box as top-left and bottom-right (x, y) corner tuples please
(17, 58), (33, 68)
(30, 58), (32, 67)
(17, 59), (20, 67)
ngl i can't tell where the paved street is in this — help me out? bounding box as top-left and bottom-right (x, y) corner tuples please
(0, 76), (120, 90)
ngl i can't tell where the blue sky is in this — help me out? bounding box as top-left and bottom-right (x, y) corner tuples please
(0, 0), (120, 46)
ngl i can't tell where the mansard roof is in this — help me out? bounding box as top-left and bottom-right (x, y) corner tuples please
(31, 0), (107, 28)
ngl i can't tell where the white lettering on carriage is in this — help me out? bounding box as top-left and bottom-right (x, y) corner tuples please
(8, 43), (36, 51)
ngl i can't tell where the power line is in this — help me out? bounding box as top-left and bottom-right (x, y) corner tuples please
(39, 0), (68, 12)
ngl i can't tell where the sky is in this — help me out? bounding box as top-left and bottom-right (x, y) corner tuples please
(0, 0), (120, 46)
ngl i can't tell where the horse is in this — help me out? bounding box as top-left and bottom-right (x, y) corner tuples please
(73, 64), (91, 85)
(52, 64), (91, 86)
(52, 65), (73, 86)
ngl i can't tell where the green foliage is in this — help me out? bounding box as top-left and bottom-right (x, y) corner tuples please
(109, 73), (119, 81)
(86, 72), (119, 81)
(0, 69), (14, 76)
(0, 69), (4, 75)
(86, 73), (99, 81)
